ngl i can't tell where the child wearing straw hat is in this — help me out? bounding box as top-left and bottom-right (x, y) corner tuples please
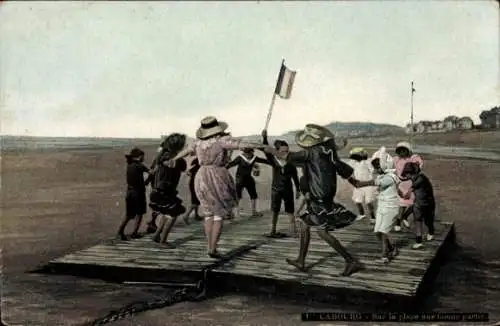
(263, 124), (365, 276)
(117, 148), (150, 240)
(348, 147), (377, 223)
(165, 116), (268, 258)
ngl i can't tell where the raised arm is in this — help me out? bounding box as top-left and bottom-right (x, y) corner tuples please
(291, 165), (300, 191)
(219, 135), (267, 151)
(295, 193), (308, 216)
(163, 144), (195, 166)
(255, 156), (272, 166)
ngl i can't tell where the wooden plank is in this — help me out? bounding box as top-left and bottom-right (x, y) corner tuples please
(217, 257), (421, 289)
(46, 210), (454, 303)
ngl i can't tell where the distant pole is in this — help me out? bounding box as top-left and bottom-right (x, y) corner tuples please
(410, 81), (415, 147)
(264, 58), (285, 131)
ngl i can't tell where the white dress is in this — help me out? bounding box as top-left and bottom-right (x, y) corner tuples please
(373, 170), (400, 234)
(351, 160), (377, 204)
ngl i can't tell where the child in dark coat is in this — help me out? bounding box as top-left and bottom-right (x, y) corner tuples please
(262, 131), (300, 238)
(149, 133), (188, 246)
(226, 148), (270, 217)
(117, 148), (150, 240)
(145, 144), (165, 233)
(400, 162), (436, 249)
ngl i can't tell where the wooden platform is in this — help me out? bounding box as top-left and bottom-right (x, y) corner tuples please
(44, 212), (455, 307)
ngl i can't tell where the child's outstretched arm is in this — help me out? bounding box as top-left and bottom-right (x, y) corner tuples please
(351, 179), (376, 188)
(255, 156), (272, 166)
(291, 166), (300, 196)
(225, 156), (241, 169)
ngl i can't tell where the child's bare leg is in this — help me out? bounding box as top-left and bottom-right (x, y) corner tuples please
(251, 199), (262, 216)
(367, 203), (376, 221)
(375, 232), (383, 255)
(270, 211), (279, 236)
(288, 213), (297, 237)
(204, 216), (214, 252)
(356, 203), (365, 216)
(234, 200), (241, 218)
(182, 206), (193, 225)
(160, 215), (177, 244)
(193, 205), (201, 220)
(317, 228), (364, 276)
(131, 215), (143, 237)
(385, 235), (398, 258)
(153, 215), (167, 242)
(209, 217), (223, 257)
(286, 219), (310, 270)
(117, 216), (130, 240)
(394, 206), (406, 230)
(380, 233), (389, 257)
(413, 219), (424, 248)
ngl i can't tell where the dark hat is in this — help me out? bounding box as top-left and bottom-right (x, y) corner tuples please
(125, 147), (144, 159)
(402, 161), (420, 176)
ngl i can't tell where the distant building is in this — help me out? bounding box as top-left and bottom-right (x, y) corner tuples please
(405, 123), (416, 134)
(443, 115), (460, 131)
(415, 120), (433, 133)
(479, 107), (500, 129)
(457, 116), (474, 130)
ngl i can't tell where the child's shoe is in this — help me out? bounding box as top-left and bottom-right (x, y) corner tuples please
(355, 215), (366, 221)
(412, 242), (424, 249)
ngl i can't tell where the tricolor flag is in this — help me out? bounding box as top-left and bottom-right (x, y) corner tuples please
(274, 62), (297, 99)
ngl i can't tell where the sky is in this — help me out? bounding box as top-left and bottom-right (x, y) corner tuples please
(0, 1), (498, 138)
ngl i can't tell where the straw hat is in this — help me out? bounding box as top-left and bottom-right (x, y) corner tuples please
(396, 141), (413, 153)
(196, 116), (229, 140)
(295, 124), (347, 149)
(349, 147), (366, 156)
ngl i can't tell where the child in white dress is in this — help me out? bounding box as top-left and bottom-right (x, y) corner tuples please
(349, 148), (377, 223)
(357, 147), (399, 263)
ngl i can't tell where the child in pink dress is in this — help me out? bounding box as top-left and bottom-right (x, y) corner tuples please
(393, 141), (424, 231)
(167, 117), (267, 258)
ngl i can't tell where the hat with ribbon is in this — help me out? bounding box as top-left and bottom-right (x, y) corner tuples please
(196, 116), (229, 140)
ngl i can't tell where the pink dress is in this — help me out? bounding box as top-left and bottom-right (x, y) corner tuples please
(394, 154), (424, 207)
(191, 136), (241, 218)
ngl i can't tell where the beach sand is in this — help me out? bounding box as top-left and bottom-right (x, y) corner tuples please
(2, 146), (500, 325)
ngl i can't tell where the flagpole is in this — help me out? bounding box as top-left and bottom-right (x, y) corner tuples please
(410, 81), (415, 147)
(264, 58), (285, 131)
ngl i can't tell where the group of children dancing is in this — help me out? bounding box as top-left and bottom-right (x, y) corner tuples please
(349, 142), (436, 262)
(119, 116), (436, 272)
